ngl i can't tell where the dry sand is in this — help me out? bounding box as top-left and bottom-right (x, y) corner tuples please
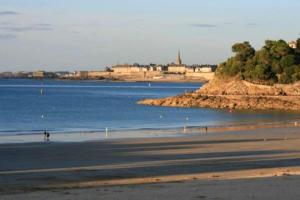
(1, 126), (300, 199)
(2, 176), (300, 200)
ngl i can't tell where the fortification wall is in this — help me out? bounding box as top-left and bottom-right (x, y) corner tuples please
(185, 72), (215, 80)
(88, 71), (111, 78)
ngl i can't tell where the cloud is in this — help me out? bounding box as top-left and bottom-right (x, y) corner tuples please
(0, 11), (19, 16)
(0, 34), (17, 40)
(246, 23), (258, 26)
(0, 23), (54, 32)
(34, 23), (52, 27)
(189, 23), (218, 28)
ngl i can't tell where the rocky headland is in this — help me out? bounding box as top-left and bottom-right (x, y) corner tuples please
(138, 78), (300, 111)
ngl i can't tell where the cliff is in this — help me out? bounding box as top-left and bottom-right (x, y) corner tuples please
(138, 78), (300, 111)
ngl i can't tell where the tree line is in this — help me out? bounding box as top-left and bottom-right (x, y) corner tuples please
(217, 39), (300, 84)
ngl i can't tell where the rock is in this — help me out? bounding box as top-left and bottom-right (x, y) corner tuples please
(138, 77), (300, 111)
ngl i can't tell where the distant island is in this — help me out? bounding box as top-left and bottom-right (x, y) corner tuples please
(139, 39), (300, 111)
(0, 52), (216, 83)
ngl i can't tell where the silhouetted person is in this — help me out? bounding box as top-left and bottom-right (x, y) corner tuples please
(46, 132), (50, 141)
(205, 126), (208, 133)
(43, 131), (47, 140)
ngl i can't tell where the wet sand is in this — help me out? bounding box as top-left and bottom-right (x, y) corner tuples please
(1, 126), (300, 199)
(1, 119), (300, 144)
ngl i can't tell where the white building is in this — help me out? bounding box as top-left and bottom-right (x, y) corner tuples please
(288, 41), (297, 49)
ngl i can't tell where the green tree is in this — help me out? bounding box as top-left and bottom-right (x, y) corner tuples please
(280, 55), (295, 68)
(217, 39), (300, 84)
(269, 40), (291, 59)
(232, 42), (255, 62)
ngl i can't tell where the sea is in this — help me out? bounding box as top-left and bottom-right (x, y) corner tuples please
(0, 79), (300, 143)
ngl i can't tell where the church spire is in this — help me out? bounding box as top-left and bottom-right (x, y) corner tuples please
(176, 51), (182, 65)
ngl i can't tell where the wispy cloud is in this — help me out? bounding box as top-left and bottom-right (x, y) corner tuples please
(0, 34), (17, 40)
(246, 23), (258, 26)
(0, 23), (54, 32)
(189, 23), (218, 28)
(0, 11), (19, 16)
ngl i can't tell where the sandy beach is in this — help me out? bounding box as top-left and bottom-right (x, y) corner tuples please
(1, 126), (300, 199)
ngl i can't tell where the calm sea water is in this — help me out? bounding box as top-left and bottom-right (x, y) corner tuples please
(0, 79), (300, 136)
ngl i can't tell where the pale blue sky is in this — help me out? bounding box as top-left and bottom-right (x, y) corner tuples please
(0, 0), (299, 71)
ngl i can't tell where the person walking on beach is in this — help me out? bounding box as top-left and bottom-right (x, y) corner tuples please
(46, 132), (50, 141)
(205, 126), (208, 133)
(43, 131), (47, 140)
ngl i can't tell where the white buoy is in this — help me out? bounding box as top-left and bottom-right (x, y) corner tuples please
(105, 127), (108, 138)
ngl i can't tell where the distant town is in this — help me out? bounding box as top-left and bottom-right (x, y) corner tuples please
(0, 52), (217, 82)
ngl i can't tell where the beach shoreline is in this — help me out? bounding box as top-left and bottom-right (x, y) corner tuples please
(1, 124), (300, 198)
(1, 118), (300, 144)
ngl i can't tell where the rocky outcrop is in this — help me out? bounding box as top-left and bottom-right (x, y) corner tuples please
(197, 78), (300, 96)
(138, 78), (300, 111)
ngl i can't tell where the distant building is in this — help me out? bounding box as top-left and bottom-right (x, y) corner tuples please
(75, 71), (89, 79)
(149, 65), (166, 72)
(62, 72), (75, 78)
(17, 71), (31, 78)
(185, 67), (195, 73)
(168, 65), (186, 73)
(112, 64), (148, 73)
(175, 51), (182, 65)
(32, 71), (45, 78)
(110, 51), (216, 75)
(54, 71), (72, 78)
(195, 66), (212, 73)
(168, 51), (187, 74)
(0, 72), (13, 78)
(288, 41), (297, 49)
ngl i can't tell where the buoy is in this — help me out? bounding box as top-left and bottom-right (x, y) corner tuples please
(105, 127), (108, 138)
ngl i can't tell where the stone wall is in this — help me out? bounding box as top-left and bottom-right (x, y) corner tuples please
(84, 70), (214, 81)
(185, 72), (215, 80)
(88, 71), (111, 78)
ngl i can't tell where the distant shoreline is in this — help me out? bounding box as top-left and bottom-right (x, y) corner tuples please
(0, 77), (209, 83)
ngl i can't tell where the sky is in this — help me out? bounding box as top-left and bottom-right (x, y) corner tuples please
(0, 0), (299, 72)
